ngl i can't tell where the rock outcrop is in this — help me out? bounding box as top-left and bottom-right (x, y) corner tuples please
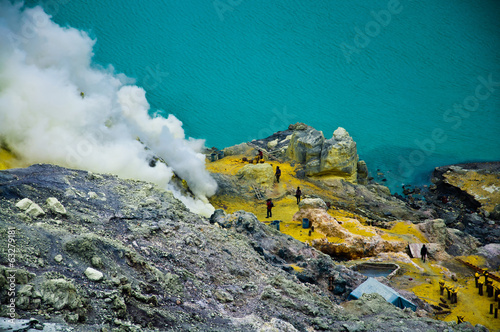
(287, 126), (325, 173)
(292, 198), (407, 260)
(222, 142), (254, 157)
(416, 219), (481, 257)
(432, 163), (500, 219)
(286, 125), (365, 183)
(475, 244), (500, 270)
(424, 162), (500, 244)
(246, 123), (368, 184)
(236, 163), (274, 187)
(319, 127), (359, 179)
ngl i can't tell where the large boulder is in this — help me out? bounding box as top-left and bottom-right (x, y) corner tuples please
(39, 278), (82, 311)
(16, 198), (45, 218)
(417, 219), (481, 256)
(46, 197), (67, 215)
(298, 198), (328, 210)
(236, 163), (274, 187)
(475, 244), (500, 270)
(287, 127), (325, 174)
(222, 143), (253, 156)
(294, 198), (339, 230)
(293, 198), (406, 259)
(84, 267), (104, 282)
(318, 127), (359, 182)
(286, 126), (362, 183)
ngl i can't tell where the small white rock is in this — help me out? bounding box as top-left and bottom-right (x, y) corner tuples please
(46, 197), (67, 215)
(84, 267), (104, 281)
(26, 203), (45, 218)
(54, 254), (63, 263)
(88, 192), (99, 199)
(16, 198), (33, 211)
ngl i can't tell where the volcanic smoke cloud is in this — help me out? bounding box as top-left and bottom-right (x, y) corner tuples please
(0, 2), (217, 216)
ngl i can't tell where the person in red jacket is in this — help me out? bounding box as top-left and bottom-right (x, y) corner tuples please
(266, 199), (274, 218)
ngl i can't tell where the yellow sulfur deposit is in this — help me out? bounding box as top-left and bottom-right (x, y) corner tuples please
(381, 221), (428, 243)
(0, 147), (23, 170)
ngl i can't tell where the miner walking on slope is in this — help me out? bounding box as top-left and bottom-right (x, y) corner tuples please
(295, 187), (302, 204)
(266, 198), (274, 218)
(421, 244), (428, 263)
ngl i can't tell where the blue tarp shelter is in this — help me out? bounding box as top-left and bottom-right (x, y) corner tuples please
(348, 277), (417, 311)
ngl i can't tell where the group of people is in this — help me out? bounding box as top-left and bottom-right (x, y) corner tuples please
(265, 186), (302, 218)
(264, 152), (431, 264)
(256, 151), (303, 217)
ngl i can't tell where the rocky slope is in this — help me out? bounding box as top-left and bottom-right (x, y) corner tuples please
(409, 162), (500, 245)
(0, 164), (488, 331)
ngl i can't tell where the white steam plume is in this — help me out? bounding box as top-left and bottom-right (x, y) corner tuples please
(0, 2), (217, 216)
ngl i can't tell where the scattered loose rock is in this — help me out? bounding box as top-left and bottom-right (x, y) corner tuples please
(84, 267), (104, 282)
(54, 255), (63, 263)
(46, 197), (67, 215)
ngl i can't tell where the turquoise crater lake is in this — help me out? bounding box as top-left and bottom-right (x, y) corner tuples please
(47, 0), (500, 192)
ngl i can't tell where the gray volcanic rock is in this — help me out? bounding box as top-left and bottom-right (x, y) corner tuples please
(475, 243), (500, 270)
(0, 164), (487, 331)
(249, 123), (367, 184)
(425, 162), (500, 244)
(432, 162), (500, 219)
(287, 127), (325, 175)
(319, 127), (358, 178)
(286, 126), (362, 182)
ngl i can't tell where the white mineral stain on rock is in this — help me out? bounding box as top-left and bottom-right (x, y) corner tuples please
(483, 185), (499, 194)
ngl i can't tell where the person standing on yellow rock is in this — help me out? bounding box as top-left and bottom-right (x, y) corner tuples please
(266, 198), (274, 218)
(275, 166), (281, 183)
(258, 150), (263, 160)
(295, 187), (302, 204)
